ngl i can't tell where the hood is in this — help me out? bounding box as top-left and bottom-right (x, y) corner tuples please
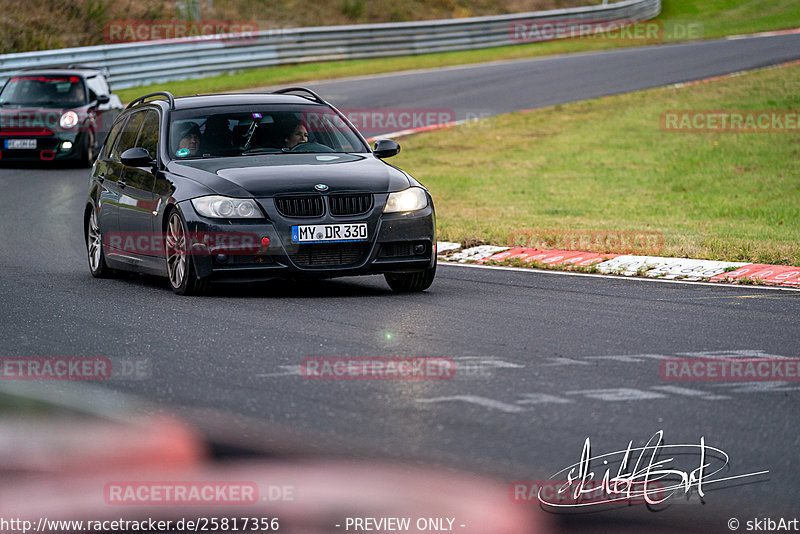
(166, 153), (412, 198)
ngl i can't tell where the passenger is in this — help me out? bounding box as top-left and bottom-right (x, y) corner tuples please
(283, 121), (308, 149)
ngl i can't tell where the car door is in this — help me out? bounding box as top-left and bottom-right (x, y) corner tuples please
(103, 111), (145, 255)
(94, 116), (128, 249)
(118, 109), (160, 257)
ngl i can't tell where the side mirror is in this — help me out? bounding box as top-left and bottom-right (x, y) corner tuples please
(121, 147), (155, 167)
(96, 94), (110, 104)
(373, 139), (400, 159)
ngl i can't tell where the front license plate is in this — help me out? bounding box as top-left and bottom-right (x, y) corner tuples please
(5, 139), (36, 149)
(291, 223), (368, 243)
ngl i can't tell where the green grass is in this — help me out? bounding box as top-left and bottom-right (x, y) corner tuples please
(658, 0), (800, 39)
(391, 63), (800, 265)
(117, 0), (800, 102)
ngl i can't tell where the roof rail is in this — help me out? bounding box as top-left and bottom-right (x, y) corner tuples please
(67, 63), (110, 77)
(21, 63), (104, 73)
(126, 91), (175, 110)
(271, 87), (327, 105)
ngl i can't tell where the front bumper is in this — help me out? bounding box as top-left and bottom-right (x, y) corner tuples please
(179, 194), (436, 282)
(0, 131), (85, 161)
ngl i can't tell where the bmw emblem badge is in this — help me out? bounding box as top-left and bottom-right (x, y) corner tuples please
(314, 184), (329, 192)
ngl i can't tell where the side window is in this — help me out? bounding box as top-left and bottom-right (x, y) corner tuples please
(135, 110), (159, 158)
(85, 76), (109, 102)
(102, 117), (127, 159)
(111, 111), (145, 160)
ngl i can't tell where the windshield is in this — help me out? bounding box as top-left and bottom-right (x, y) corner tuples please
(169, 104), (370, 159)
(0, 75), (87, 107)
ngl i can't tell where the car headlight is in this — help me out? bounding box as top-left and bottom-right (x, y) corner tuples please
(383, 187), (428, 213)
(59, 111), (79, 129)
(191, 196), (262, 218)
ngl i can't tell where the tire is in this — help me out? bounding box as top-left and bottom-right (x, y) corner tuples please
(80, 130), (96, 168)
(165, 209), (207, 296)
(384, 260), (436, 292)
(86, 208), (115, 278)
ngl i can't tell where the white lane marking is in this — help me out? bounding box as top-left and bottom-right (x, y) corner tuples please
(438, 261), (800, 292)
(711, 382), (800, 393)
(515, 393), (573, 405)
(415, 377), (794, 413)
(453, 356), (524, 368)
(588, 353), (672, 362)
(676, 349), (791, 359)
(452, 356), (525, 378)
(566, 388), (668, 401)
(256, 365), (302, 377)
(543, 357), (591, 366)
(650, 385), (730, 400)
(416, 395), (528, 413)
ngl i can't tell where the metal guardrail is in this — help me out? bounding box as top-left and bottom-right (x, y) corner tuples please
(0, 0), (660, 90)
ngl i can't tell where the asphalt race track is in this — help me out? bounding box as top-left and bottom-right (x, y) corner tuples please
(300, 33), (800, 134)
(2, 33), (799, 530)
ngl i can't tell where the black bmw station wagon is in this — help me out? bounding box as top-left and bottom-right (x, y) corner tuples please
(84, 88), (436, 295)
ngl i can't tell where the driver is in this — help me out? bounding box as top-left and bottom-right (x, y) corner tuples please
(175, 123), (201, 157)
(283, 121), (308, 149)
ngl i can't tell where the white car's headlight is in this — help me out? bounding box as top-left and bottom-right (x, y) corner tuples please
(59, 111), (79, 129)
(191, 196), (262, 218)
(383, 187), (428, 213)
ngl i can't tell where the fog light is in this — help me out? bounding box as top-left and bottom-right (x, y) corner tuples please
(414, 244), (426, 255)
(61, 141), (73, 151)
(215, 254), (229, 263)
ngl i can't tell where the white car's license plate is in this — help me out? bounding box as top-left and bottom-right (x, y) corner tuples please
(291, 223), (368, 243)
(5, 139), (36, 149)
